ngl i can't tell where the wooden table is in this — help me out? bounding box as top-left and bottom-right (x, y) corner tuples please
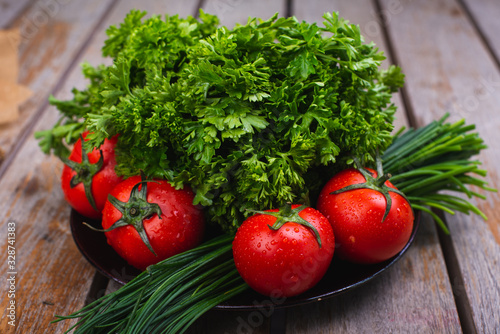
(1, 0), (499, 333)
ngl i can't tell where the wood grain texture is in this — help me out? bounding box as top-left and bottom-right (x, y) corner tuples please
(287, 1), (462, 332)
(286, 214), (461, 333)
(48, 0), (201, 94)
(0, 0), (31, 28)
(0, 0), (115, 165)
(379, 0), (500, 332)
(0, 137), (96, 333)
(202, 0), (286, 29)
(0, 0), (201, 333)
(461, 0), (500, 65)
(0, 1), (117, 333)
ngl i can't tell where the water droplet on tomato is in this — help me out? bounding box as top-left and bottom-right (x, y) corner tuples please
(257, 242), (261, 248)
(294, 227), (300, 233)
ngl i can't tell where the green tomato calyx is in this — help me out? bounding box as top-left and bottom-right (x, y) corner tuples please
(331, 155), (410, 223)
(61, 135), (103, 212)
(250, 203), (322, 248)
(84, 177), (162, 256)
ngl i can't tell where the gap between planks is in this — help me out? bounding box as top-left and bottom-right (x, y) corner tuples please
(457, 0), (500, 73)
(373, 0), (479, 332)
(373, 0), (417, 128)
(435, 210), (477, 334)
(0, 0), (34, 29)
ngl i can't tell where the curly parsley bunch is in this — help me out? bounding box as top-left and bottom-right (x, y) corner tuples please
(37, 10), (404, 232)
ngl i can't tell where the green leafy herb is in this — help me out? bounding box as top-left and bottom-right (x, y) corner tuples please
(382, 114), (496, 233)
(52, 234), (246, 334)
(36, 10), (403, 232)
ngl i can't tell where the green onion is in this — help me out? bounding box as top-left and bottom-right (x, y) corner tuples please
(382, 113), (496, 234)
(53, 234), (247, 333)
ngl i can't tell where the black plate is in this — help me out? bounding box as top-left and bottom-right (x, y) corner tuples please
(70, 209), (419, 310)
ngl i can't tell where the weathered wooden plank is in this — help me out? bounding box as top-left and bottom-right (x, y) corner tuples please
(287, 1), (462, 332)
(1, 0), (201, 333)
(0, 132), (97, 334)
(66, 0), (202, 74)
(202, 0), (286, 29)
(0, 1), (118, 333)
(0, 0), (31, 29)
(286, 214), (461, 334)
(379, 0), (500, 332)
(461, 0), (500, 65)
(0, 0), (115, 167)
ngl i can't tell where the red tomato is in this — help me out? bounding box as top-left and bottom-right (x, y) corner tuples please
(316, 167), (414, 264)
(232, 204), (335, 298)
(61, 132), (122, 219)
(101, 176), (205, 271)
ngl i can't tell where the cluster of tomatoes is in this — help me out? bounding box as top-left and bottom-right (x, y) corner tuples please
(62, 133), (414, 297)
(61, 133), (205, 271)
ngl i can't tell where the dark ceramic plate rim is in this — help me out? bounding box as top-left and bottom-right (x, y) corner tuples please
(70, 209), (420, 310)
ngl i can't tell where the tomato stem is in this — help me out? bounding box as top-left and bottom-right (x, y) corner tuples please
(249, 203), (323, 248)
(61, 135), (103, 212)
(332, 155), (410, 223)
(84, 178), (162, 256)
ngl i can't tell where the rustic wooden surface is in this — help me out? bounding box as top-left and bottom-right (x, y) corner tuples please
(0, 0), (499, 333)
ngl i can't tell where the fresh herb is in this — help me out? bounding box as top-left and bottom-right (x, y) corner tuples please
(51, 114), (495, 334)
(41, 8), (496, 334)
(35, 10), (404, 233)
(53, 234), (247, 334)
(382, 114), (496, 233)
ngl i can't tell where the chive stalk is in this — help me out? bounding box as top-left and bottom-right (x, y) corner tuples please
(53, 234), (247, 333)
(382, 114), (496, 234)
